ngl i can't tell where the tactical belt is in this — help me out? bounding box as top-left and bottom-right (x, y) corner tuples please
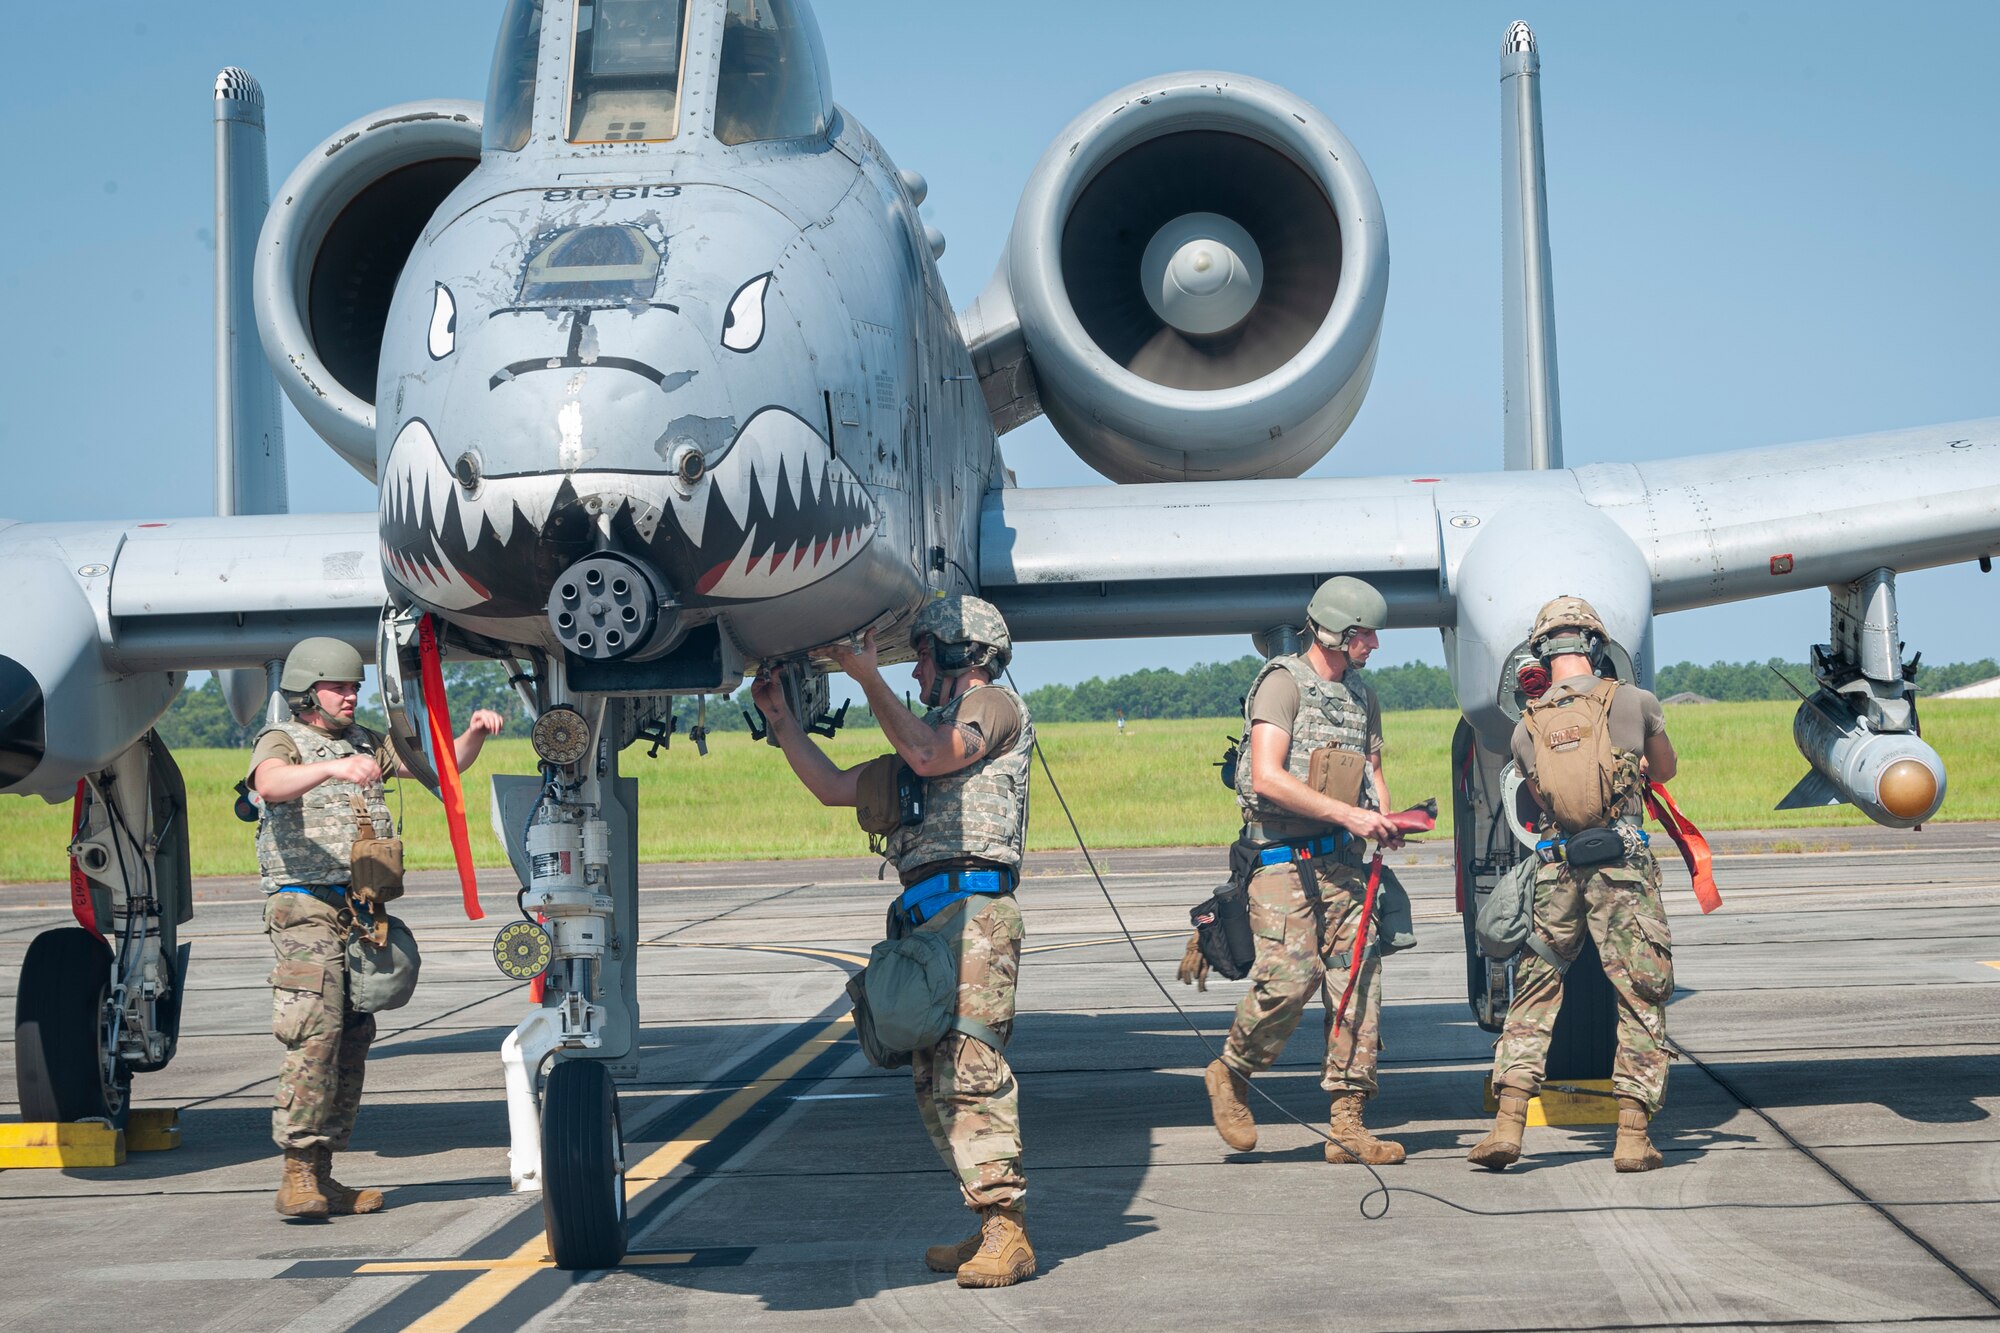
(1535, 827), (1648, 868)
(276, 883), (350, 909)
(1255, 832), (1351, 866)
(897, 866), (1016, 927)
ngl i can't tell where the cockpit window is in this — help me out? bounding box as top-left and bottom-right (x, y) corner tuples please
(483, 0), (544, 153)
(714, 0), (830, 146)
(567, 0), (690, 144)
(519, 225), (662, 303)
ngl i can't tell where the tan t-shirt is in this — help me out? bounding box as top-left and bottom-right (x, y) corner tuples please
(947, 685), (1022, 758)
(249, 722), (398, 787)
(1246, 668), (1384, 756)
(1509, 676), (1666, 777)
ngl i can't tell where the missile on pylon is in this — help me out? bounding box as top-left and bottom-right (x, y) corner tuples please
(1779, 690), (1945, 829)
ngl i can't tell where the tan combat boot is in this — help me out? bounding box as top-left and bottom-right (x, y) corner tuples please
(1468, 1084), (1532, 1171)
(1324, 1091), (1405, 1165)
(1203, 1058), (1257, 1151)
(275, 1147), (329, 1219)
(313, 1145), (385, 1215)
(955, 1205), (1035, 1288)
(1613, 1096), (1664, 1173)
(924, 1221), (983, 1274)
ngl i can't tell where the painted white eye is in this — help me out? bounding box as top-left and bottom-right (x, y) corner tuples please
(721, 273), (771, 353)
(427, 283), (456, 359)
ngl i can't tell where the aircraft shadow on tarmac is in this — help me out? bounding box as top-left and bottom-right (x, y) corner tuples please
(87, 1000), (1994, 1305)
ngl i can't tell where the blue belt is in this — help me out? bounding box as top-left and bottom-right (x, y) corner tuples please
(1257, 833), (1349, 866)
(277, 884), (349, 906)
(897, 868), (1013, 926)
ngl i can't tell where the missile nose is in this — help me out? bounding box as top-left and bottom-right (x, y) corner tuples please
(1878, 757), (1940, 821)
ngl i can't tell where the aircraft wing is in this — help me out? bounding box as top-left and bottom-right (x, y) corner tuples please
(0, 512), (383, 675)
(981, 417), (2000, 640)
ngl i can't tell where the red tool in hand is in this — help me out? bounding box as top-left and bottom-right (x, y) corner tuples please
(1331, 799), (1435, 1036)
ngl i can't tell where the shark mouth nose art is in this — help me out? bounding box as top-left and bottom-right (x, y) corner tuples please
(685, 407), (877, 599)
(376, 407), (877, 618)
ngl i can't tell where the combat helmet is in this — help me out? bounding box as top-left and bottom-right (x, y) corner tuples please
(910, 594), (1012, 675)
(280, 637), (365, 692)
(1306, 576), (1388, 650)
(1528, 595), (1607, 660)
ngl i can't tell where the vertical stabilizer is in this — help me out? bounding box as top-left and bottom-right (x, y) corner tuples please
(1500, 21), (1563, 471)
(215, 69), (289, 729)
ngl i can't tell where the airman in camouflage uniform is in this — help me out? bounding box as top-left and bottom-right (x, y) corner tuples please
(1193, 578), (1412, 1167)
(250, 638), (502, 1220)
(1470, 596), (1679, 1173)
(753, 595), (1037, 1288)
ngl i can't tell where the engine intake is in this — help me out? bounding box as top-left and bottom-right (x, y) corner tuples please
(256, 101), (482, 481)
(964, 74), (1388, 483)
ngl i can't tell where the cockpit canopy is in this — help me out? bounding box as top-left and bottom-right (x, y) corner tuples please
(483, 0), (831, 153)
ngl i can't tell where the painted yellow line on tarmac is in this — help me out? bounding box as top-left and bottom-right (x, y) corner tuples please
(359, 1253), (693, 1275)
(1983, 961), (2000, 971)
(404, 997), (854, 1331)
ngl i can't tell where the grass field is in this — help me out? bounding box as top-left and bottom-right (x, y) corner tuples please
(2, 699), (1995, 884)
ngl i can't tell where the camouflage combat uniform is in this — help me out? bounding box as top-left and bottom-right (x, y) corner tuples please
(883, 682), (1034, 1211)
(1221, 657), (1396, 1094)
(252, 718), (395, 1151)
(1491, 684), (1675, 1111)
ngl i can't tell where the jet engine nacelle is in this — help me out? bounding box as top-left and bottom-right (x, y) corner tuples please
(963, 73), (1388, 483)
(255, 101), (482, 482)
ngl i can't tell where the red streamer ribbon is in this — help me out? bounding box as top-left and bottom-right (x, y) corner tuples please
(1645, 781), (1721, 914)
(417, 614), (483, 920)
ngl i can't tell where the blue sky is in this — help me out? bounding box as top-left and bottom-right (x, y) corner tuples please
(2, 2), (1997, 696)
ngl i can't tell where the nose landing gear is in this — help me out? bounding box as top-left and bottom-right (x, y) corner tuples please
(490, 689), (643, 1270)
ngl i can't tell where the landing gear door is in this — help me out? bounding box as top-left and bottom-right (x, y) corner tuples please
(377, 602), (441, 797)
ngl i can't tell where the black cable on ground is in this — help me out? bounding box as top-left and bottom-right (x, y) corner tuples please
(1668, 1035), (2000, 1312)
(1009, 672), (1397, 1219)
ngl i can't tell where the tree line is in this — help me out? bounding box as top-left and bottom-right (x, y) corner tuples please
(154, 653), (2000, 750)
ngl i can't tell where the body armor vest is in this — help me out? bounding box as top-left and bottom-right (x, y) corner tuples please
(255, 719), (395, 893)
(884, 683), (1034, 883)
(1235, 656), (1379, 840)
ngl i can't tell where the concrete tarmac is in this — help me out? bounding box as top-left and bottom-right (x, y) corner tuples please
(2, 826), (1997, 1331)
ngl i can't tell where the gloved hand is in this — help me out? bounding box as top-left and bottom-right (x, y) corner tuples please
(1176, 932), (1210, 991)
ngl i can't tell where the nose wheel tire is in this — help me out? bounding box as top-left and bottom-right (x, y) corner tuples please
(541, 1058), (628, 1270)
(14, 927), (130, 1127)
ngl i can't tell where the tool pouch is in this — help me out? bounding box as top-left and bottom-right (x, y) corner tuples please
(855, 754), (925, 837)
(1189, 839), (1267, 981)
(348, 794), (405, 921)
(1307, 747), (1367, 806)
(1190, 880), (1257, 981)
(1562, 825), (1628, 871)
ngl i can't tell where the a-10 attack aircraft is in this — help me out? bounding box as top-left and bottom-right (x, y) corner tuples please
(4, 0), (1994, 1268)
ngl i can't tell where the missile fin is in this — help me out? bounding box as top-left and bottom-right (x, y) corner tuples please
(1775, 769), (1847, 811)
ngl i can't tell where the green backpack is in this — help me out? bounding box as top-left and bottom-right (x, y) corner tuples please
(846, 903), (1008, 1069)
(1473, 857), (1567, 973)
(345, 915), (422, 1013)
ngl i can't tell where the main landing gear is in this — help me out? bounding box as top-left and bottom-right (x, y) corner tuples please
(14, 733), (190, 1128)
